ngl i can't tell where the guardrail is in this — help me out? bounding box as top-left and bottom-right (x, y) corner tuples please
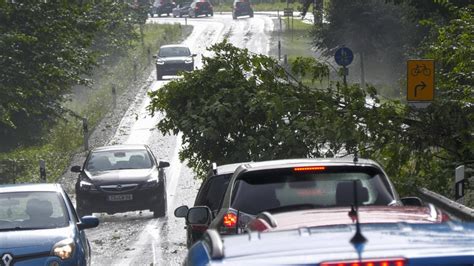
(418, 187), (474, 221)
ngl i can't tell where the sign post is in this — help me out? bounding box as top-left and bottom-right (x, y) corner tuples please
(334, 47), (354, 86)
(407, 59), (434, 107)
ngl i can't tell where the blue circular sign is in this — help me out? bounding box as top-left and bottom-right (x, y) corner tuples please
(334, 47), (354, 67)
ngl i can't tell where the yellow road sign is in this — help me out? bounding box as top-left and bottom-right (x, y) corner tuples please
(407, 59), (434, 101)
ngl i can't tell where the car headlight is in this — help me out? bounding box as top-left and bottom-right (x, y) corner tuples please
(156, 59), (165, 65)
(79, 180), (96, 191)
(184, 59), (193, 64)
(144, 174), (160, 188)
(51, 238), (75, 260)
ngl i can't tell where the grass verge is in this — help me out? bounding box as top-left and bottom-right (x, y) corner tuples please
(0, 23), (190, 184)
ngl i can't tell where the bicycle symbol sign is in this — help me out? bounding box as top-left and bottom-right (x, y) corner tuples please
(407, 59), (434, 102)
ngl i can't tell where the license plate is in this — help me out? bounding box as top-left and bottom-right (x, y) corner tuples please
(107, 194), (133, 201)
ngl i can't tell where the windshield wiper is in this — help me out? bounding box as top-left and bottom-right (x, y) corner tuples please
(0, 226), (41, 231)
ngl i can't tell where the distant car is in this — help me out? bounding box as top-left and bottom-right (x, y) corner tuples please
(188, 0), (213, 18)
(185, 222), (474, 265)
(70, 144), (170, 218)
(0, 183), (99, 265)
(232, 0), (253, 19)
(154, 44), (196, 80)
(174, 162), (245, 247)
(184, 158), (426, 236)
(150, 0), (176, 17)
(172, 2), (192, 17)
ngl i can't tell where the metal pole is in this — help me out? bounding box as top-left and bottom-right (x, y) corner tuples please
(39, 160), (46, 182)
(82, 118), (89, 151)
(278, 40), (281, 61)
(343, 66), (347, 86)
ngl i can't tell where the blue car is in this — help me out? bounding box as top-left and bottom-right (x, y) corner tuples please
(0, 183), (99, 266)
(185, 222), (474, 265)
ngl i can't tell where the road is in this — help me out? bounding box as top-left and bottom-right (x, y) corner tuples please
(79, 14), (275, 265)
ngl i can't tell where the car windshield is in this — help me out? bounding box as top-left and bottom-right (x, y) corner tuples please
(0, 191), (69, 231)
(159, 47), (191, 57)
(231, 166), (395, 215)
(86, 149), (153, 171)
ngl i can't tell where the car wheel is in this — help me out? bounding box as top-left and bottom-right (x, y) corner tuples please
(210, 12), (214, 16)
(158, 13), (162, 17)
(153, 185), (167, 218)
(250, 11), (254, 18)
(232, 13), (237, 20)
(206, 13), (209, 17)
(167, 13), (170, 16)
(173, 13), (177, 17)
(179, 13), (183, 18)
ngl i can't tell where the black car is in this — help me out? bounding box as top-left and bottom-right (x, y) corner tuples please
(174, 162), (244, 247)
(232, 0), (253, 19)
(188, 0), (213, 18)
(184, 158), (412, 236)
(154, 44), (196, 80)
(172, 2), (192, 17)
(150, 0), (176, 17)
(70, 144), (170, 218)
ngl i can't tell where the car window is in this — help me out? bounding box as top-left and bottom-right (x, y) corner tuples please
(231, 166), (395, 215)
(159, 47), (191, 57)
(86, 149), (153, 171)
(0, 191), (69, 230)
(195, 174), (232, 212)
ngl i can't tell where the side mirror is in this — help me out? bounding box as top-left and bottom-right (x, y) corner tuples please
(186, 206), (212, 226)
(159, 161), (170, 168)
(71, 166), (82, 173)
(78, 215), (99, 230)
(401, 197), (423, 206)
(191, 53), (197, 57)
(153, 55), (157, 59)
(174, 205), (189, 218)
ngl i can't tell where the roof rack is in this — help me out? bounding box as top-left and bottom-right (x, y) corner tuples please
(212, 162), (218, 175)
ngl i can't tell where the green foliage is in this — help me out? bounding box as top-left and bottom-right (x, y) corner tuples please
(148, 40), (378, 178)
(0, 23), (186, 184)
(0, 1), (148, 150)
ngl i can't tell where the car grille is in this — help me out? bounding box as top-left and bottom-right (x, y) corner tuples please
(100, 184), (138, 193)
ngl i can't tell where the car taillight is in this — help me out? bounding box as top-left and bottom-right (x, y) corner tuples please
(321, 258), (406, 266)
(223, 212), (237, 228)
(293, 166), (326, 172)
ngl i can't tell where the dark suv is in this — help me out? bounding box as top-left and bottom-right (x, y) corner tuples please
(232, 0), (253, 19)
(188, 0), (213, 17)
(150, 0), (176, 17)
(174, 162), (244, 247)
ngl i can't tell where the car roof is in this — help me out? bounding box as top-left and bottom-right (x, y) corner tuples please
(0, 183), (63, 193)
(159, 44), (190, 49)
(208, 222), (474, 263)
(214, 162), (249, 175)
(236, 157), (384, 174)
(91, 144), (148, 152)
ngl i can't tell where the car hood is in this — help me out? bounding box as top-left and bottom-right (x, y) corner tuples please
(0, 226), (73, 253)
(248, 206), (443, 232)
(86, 168), (154, 184)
